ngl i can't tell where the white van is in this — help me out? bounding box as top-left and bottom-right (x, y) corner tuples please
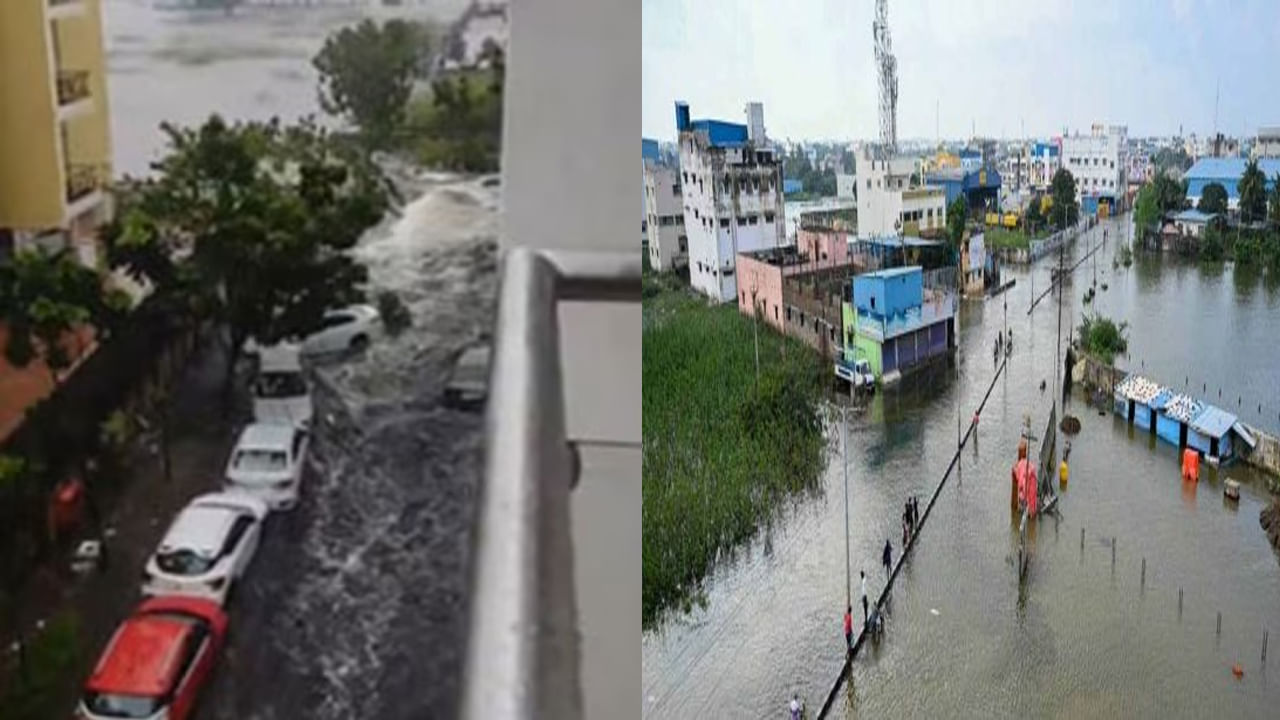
(252, 343), (313, 429)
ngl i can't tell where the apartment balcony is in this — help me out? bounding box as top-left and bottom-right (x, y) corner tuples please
(56, 70), (91, 106)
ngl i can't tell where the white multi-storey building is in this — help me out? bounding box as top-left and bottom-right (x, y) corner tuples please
(855, 146), (945, 238)
(676, 101), (785, 302)
(644, 161), (686, 271)
(1061, 124), (1127, 215)
(1028, 140), (1061, 191)
(836, 173), (857, 200)
(1255, 127), (1280, 159)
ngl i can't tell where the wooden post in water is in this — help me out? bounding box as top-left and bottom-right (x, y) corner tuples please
(1264, 629), (1268, 662)
(1140, 557), (1146, 591)
(1178, 588), (1183, 618)
(1217, 611), (1222, 636)
(1080, 527), (1084, 550)
(842, 406), (850, 612)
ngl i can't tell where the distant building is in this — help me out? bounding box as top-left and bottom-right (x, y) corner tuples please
(735, 241), (857, 357)
(855, 147), (945, 238)
(783, 178), (804, 195)
(1061, 124), (1127, 216)
(0, 0), (113, 268)
(839, 266), (956, 383)
(1183, 157), (1280, 210)
(1169, 209), (1218, 238)
(1028, 141), (1061, 191)
(438, 1), (508, 73)
(644, 160), (687, 271)
(676, 101), (786, 302)
(925, 166), (1002, 213)
(1254, 127), (1280, 159)
(642, 138), (659, 247)
(836, 173), (857, 200)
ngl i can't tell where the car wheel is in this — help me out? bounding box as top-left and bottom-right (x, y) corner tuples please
(349, 334), (370, 352)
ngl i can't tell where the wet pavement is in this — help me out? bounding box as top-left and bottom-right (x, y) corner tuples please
(642, 214), (1280, 718)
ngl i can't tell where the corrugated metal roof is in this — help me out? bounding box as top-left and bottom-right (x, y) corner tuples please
(1147, 389), (1173, 410)
(860, 266), (922, 279)
(1172, 209), (1218, 223)
(1234, 422), (1258, 449)
(1184, 157), (1280, 181)
(1189, 404), (1238, 439)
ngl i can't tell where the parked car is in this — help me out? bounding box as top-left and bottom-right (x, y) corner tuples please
(300, 304), (381, 355)
(252, 343), (312, 429)
(443, 344), (491, 409)
(224, 423), (309, 511)
(141, 492), (269, 605)
(77, 596), (227, 720)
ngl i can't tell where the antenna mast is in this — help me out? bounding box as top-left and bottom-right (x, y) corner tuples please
(873, 0), (898, 154)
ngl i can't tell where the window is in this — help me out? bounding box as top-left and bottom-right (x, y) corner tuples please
(774, 305), (779, 321)
(748, 216), (758, 225)
(867, 179), (871, 190)
(741, 291), (746, 305)
(737, 216), (746, 226)
(679, 236), (687, 252)
(683, 171), (688, 184)
(719, 217), (729, 226)
(764, 212), (774, 223)
(174, 622), (211, 690)
(877, 179), (881, 188)
(672, 183), (681, 196)
(870, 296), (876, 310)
(723, 267), (734, 277)
(220, 515), (255, 558)
(786, 306), (792, 321)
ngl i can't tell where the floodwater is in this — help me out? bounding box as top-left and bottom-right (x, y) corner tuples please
(641, 214), (1280, 718)
(101, 2), (497, 717)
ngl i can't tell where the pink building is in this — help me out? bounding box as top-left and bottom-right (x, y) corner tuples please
(797, 228), (850, 267)
(736, 249), (789, 332)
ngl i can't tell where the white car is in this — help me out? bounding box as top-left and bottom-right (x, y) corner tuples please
(252, 343), (313, 429)
(300, 304), (381, 356)
(224, 423), (309, 512)
(141, 492), (268, 605)
(443, 344), (491, 408)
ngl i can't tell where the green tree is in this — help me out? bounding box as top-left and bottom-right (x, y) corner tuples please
(1024, 195), (1042, 234)
(0, 249), (127, 385)
(1133, 182), (1159, 235)
(1152, 171), (1187, 214)
(1050, 168), (1079, 229)
(1238, 159), (1267, 224)
(946, 196), (967, 248)
(1269, 173), (1280, 225)
(405, 56), (504, 172)
(1198, 182), (1228, 215)
(103, 115), (391, 391)
(313, 19), (433, 149)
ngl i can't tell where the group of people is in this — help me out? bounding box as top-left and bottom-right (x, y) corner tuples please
(993, 328), (1013, 366)
(902, 495), (921, 544)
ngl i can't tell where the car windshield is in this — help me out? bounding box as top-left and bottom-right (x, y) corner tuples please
(254, 372), (307, 399)
(82, 692), (163, 718)
(233, 449), (289, 473)
(155, 548), (215, 576)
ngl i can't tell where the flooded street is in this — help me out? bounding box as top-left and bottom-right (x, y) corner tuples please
(642, 215), (1280, 717)
(99, 2), (498, 717)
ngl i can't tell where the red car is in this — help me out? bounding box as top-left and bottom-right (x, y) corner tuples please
(77, 596), (227, 720)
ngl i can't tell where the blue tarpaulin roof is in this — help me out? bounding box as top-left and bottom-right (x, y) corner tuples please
(1147, 389), (1173, 411)
(1190, 404), (1238, 439)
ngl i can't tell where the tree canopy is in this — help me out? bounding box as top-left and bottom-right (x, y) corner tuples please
(0, 250), (127, 382)
(1239, 159), (1267, 224)
(103, 115), (391, 386)
(1152, 172), (1188, 214)
(1198, 182), (1228, 215)
(1269, 173), (1280, 225)
(313, 19), (433, 149)
(1049, 168), (1079, 229)
(1133, 182), (1159, 233)
(405, 55), (504, 173)
(946, 196), (967, 248)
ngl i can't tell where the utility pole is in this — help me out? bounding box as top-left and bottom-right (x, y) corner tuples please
(842, 405), (851, 610)
(1055, 244), (1064, 417)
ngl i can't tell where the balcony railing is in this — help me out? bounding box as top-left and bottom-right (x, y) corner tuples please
(48, 0), (82, 6)
(65, 163), (100, 202)
(56, 70), (91, 106)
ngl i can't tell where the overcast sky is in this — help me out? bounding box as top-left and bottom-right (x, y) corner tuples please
(643, 0), (1280, 144)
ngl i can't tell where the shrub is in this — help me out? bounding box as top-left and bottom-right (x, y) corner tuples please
(376, 290), (412, 337)
(1078, 313), (1128, 364)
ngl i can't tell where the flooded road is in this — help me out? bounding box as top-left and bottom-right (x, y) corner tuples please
(642, 215), (1280, 717)
(100, 3), (498, 717)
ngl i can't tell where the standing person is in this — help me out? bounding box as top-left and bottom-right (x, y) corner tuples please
(860, 570), (868, 625)
(882, 538), (893, 575)
(901, 507), (909, 544)
(843, 605), (853, 650)
(913, 496), (921, 528)
(790, 693), (803, 720)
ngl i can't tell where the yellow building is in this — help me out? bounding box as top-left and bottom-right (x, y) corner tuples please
(0, 0), (113, 267)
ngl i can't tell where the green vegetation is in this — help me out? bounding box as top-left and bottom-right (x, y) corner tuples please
(783, 147), (837, 197)
(1198, 182), (1228, 215)
(984, 225), (1052, 250)
(1239, 159), (1267, 224)
(1152, 146), (1193, 174)
(0, 249), (129, 385)
(103, 115), (390, 391)
(313, 19), (436, 150)
(1116, 242), (1133, 268)
(1133, 172), (1191, 240)
(1050, 168), (1079, 229)
(643, 285), (826, 627)
(946, 196), (967, 248)
(403, 63), (503, 173)
(1269, 173), (1280, 225)
(0, 611), (81, 720)
(1078, 313), (1129, 364)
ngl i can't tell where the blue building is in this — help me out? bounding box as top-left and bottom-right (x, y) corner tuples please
(1183, 157), (1280, 210)
(839, 266), (956, 383)
(783, 178), (804, 195)
(926, 166), (1002, 210)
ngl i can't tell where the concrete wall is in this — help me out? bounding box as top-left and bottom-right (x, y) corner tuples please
(735, 253), (785, 332)
(644, 163), (685, 271)
(1243, 429), (1280, 478)
(0, 0), (62, 229)
(797, 228), (849, 267)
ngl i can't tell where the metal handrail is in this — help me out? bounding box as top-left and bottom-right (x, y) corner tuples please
(460, 247), (639, 720)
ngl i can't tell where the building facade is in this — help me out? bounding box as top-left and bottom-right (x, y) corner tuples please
(1254, 127), (1280, 159)
(839, 266), (956, 382)
(644, 161), (687, 271)
(676, 101), (785, 302)
(736, 242), (860, 358)
(836, 173), (857, 200)
(1029, 140), (1061, 190)
(855, 147), (945, 238)
(1061, 124), (1127, 216)
(0, 0), (113, 267)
